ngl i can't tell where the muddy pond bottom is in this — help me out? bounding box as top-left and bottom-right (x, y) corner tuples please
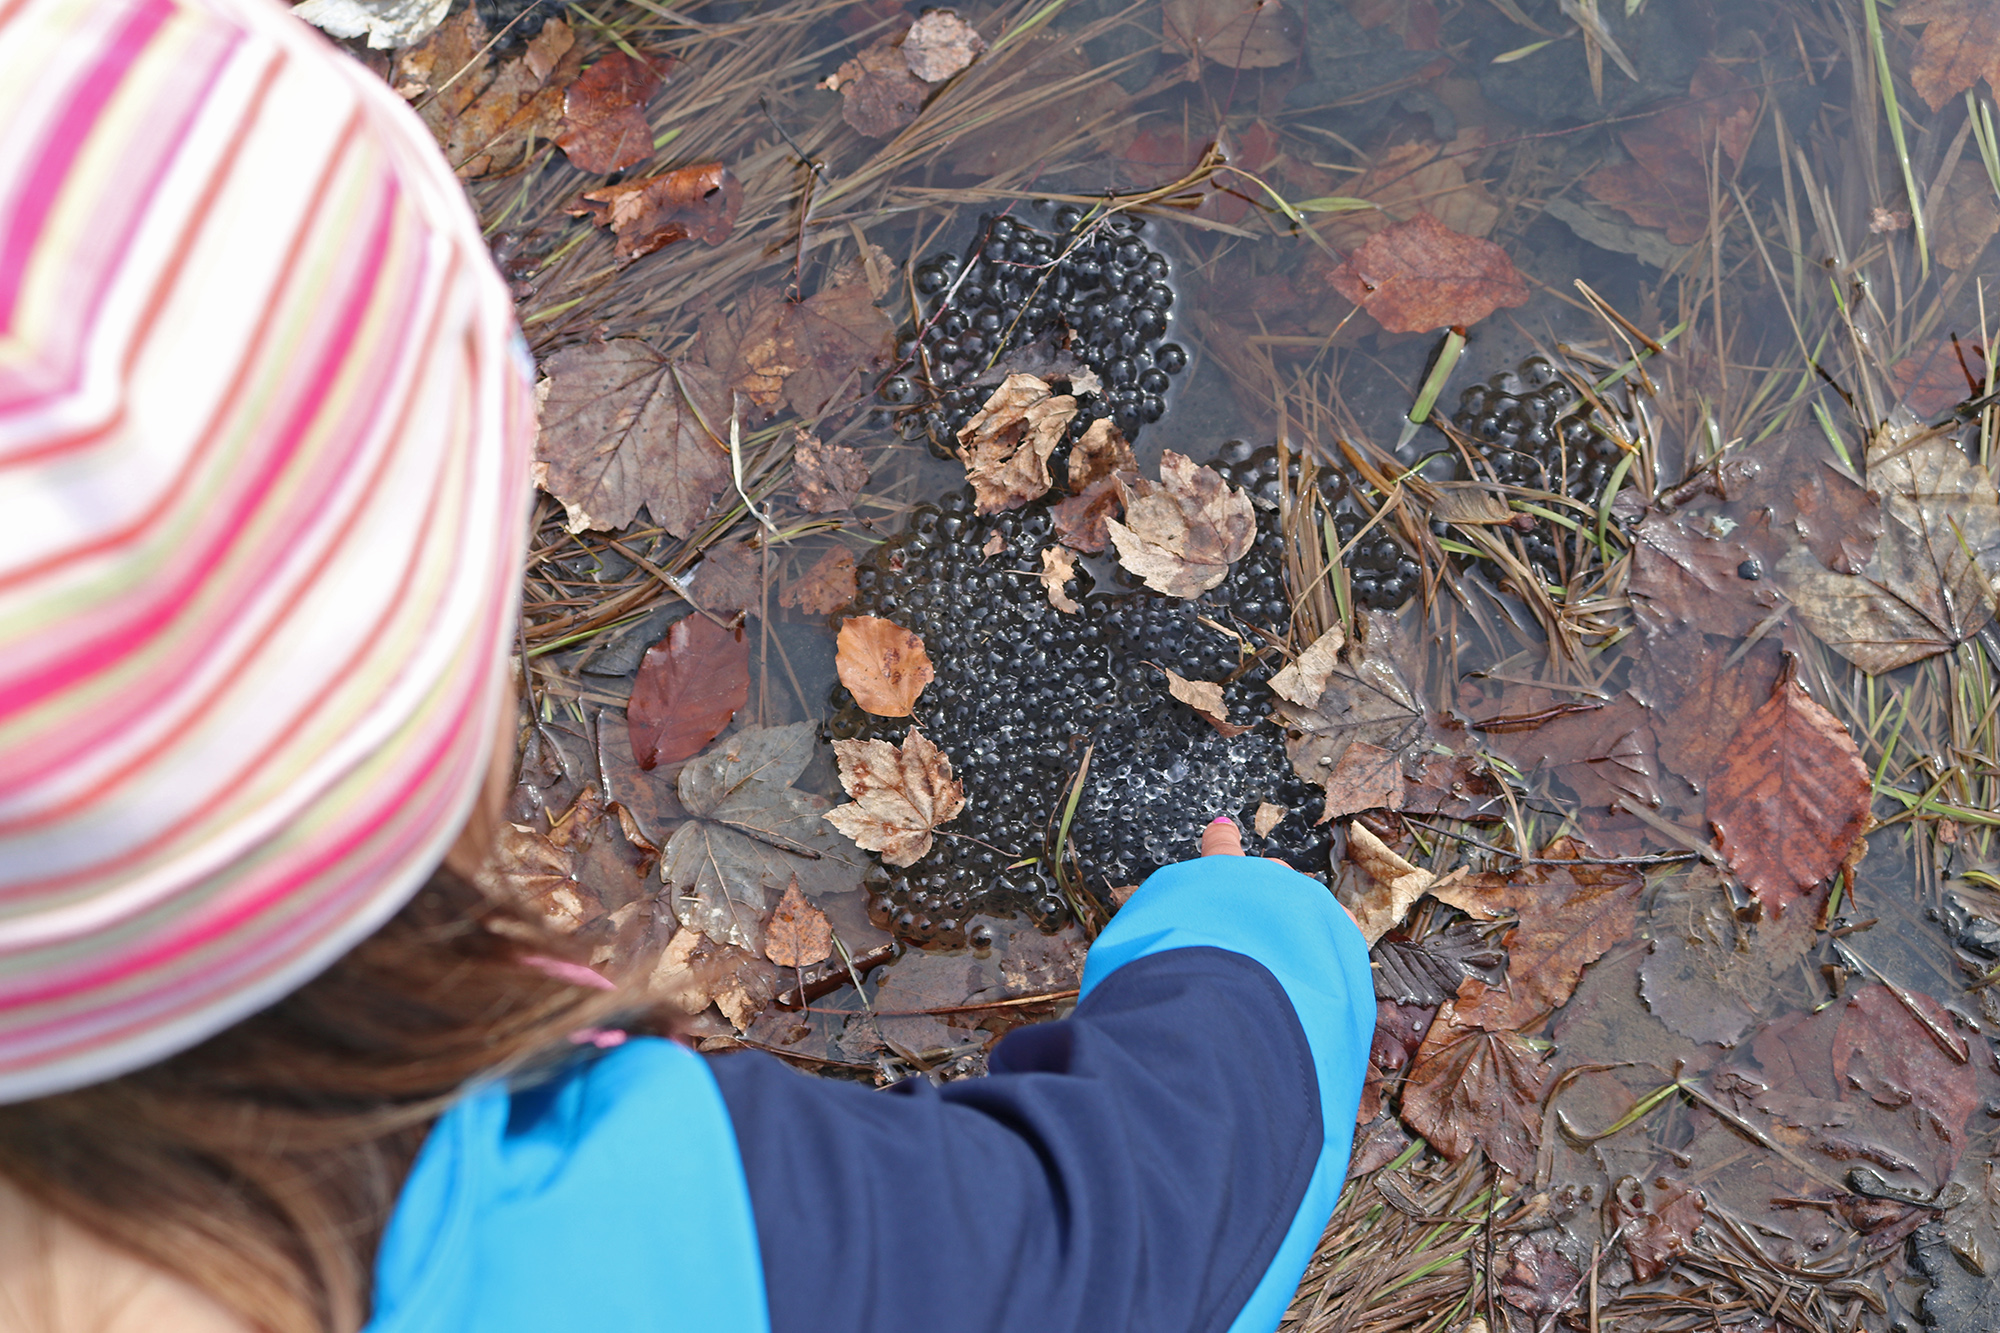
(829, 445), (1333, 949)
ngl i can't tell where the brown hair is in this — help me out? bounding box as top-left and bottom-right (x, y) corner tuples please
(0, 866), (634, 1333)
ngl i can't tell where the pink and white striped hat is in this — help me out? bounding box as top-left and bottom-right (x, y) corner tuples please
(0, 0), (535, 1099)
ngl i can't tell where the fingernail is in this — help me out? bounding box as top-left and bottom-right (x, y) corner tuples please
(1209, 815), (1234, 826)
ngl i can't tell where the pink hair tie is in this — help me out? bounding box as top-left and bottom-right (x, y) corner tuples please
(521, 955), (619, 991)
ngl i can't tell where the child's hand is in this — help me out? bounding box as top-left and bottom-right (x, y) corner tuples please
(1200, 816), (1243, 857)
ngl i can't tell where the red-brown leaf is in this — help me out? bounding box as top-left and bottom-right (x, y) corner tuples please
(836, 616), (935, 717)
(569, 162), (742, 259)
(1447, 858), (1644, 1032)
(627, 616), (749, 769)
(833, 37), (929, 137)
(1400, 1003), (1551, 1177)
(781, 548), (857, 615)
(556, 50), (667, 174)
(1326, 213), (1527, 333)
(1708, 661), (1871, 916)
(1898, 0), (2000, 111)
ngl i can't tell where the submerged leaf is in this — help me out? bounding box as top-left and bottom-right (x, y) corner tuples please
(1448, 857), (1644, 1032)
(825, 728), (966, 866)
(1162, 0), (1303, 69)
(627, 615), (748, 769)
(532, 341), (729, 536)
(1400, 1005), (1551, 1178)
(393, 12), (580, 178)
(1106, 451), (1256, 597)
(556, 50), (666, 174)
(831, 37), (929, 137)
(1326, 213), (1528, 332)
(1276, 608), (1429, 789)
(836, 616), (935, 717)
(781, 548), (857, 615)
(792, 433), (870, 512)
(1708, 662), (1871, 917)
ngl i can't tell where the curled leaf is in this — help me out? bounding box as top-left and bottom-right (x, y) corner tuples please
(1164, 667), (1250, 736)
(1040, 545), (1082, 614)
(569, 162), (743, 259)
(825, 728), (966, 866)
(1106, 451), (1256, 597)
(1269, 625), (1346, 707)
(956, 374), (1078, 513)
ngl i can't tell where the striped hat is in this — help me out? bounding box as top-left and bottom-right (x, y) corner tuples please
(0, 0), (535, 1100)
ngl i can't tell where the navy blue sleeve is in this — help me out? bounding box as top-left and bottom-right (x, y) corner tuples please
(708, 946), (1321, 1333)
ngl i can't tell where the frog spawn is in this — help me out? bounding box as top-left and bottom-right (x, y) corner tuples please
(827, 447), (1343, 949)
(881, 207), (1189, 464)
(1445, 355), (1630, 579)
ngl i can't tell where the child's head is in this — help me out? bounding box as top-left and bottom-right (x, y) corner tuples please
(0, 0), (535, 1103)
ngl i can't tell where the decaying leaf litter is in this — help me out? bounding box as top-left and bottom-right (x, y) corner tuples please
(318, 0), (2000, 1325)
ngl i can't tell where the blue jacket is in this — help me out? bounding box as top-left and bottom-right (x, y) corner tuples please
(364, 855), (1374, 1332)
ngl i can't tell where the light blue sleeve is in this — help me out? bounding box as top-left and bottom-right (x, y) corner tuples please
(364, 1038), (767, 1333)
(1080, 855), (1376, 1333)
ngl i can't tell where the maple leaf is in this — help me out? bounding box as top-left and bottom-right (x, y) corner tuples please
(1898, 0), (2000, 110)
(627, 615), (749, 769)
(568, 162), (743, 260)
(1446, 857), (1644, 1032)
(1162, 0), (1303, 70)
(393, 12), (581, 179)
(1276, 607), (1430, 790)
(1707, 660), (1871, 917)
(1627, 508), (1781, 640)
(792, 432), (870, 512)
(1318, 739), (1407, 820)
(1106, 451), (1256, 597)
(556, 51), (666, 174)
(1326, 212), (1528, 333)
(902, 9), (986, 81)
(764, 877), (834, 969)
(825, 727), (966, 867)
(781, 548), (857, 615)
(662, 723), (867, 953)
(831, 37), (929, 137)
(532, 341), (729, 536)
(836, 615), (935, 717)
(1779, 436), (2000, 673)
(956, 375), (1078, 514)
(1400, 1002), (1551, 1178)
(1040, 545), (1082, 614)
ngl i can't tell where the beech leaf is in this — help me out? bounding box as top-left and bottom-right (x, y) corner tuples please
(627, 615), (749, 769)
(825, 728), (966, 867)
(1708, 661), (1872, 917)
(1326, 213), (1528, 333)
(836, 616), (935, 717)
(532, 341), (729, 537)
(1106, 451), (1256, 597)
(556, 50), (665, 174)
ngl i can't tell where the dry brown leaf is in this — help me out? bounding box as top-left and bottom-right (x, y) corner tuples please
(981, 531), (1005, 557)
(782, 548), (857, 615)
(831, 37), (929, 137)
(394, 12), (580, 179)
(1066, 418), (1137, 492)
(647, 927), (779, 1031)
(1898, 0), (2000, 110)
(956, 375), (1077, 513)
(1345, 821), (1435, 944)
(1040, 545), (1082, 614)
(1320, 740), (1407, 820)
(1162, 0), (1302, 70)
(793, 432), (869, 512)
(1320, 135), (1500, 251)
(902, 9), (985, 81)
(556, 50), (666, 174)
(764, 876), (833, 969)
(1163, 667), (1251, 736)
(825, 728), (965, 866)
(568, 162), (743, 260)
(1326, 212), (1528, 333)
(836, 616), (935, 717)
(1708, 661), (1872, 918)
(1107, 452), (1256, 597)
(1269, 625), (1346, 707)
(532, 342), (728, 537)
(1253, 802), (1288, 837)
